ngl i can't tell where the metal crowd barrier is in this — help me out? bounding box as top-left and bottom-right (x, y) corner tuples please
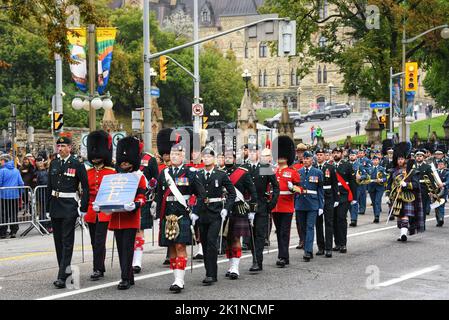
(0, 186), (48, 238)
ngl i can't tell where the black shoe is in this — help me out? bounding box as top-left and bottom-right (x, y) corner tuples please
(0, 234), (6, 239)
(53, 279), (66, 289)
(118, 280), (131, 290)
(303, 252), (312, 262)
(332, 246), (341, 251)
(169, 284), (184, 293)
(9, 232), (16, 238)
(241, 244), (249, 251)
(225, 271), (230, 277)
(373, 217), (380, 223)
(276, 258), (286, 268)
(397, 235), (407, 242)
(340, 246), (347, 253)
(325, 250), (332, 258)
(264, 240), (270, 247)
(229, 272), (239, 280)
(133, 266), (141, 274)
(436, 221), (444, 227)
(358, 212), (365, 215)
(296, 241), (304, 249)
(316, 249), (324, 256)
(349, 220), (357, 227)
(389, 215), (395, 221)
(202, 277), (216, 285)
(249, 263), (262, 272)
(90, 270), (104, 281)
(193, 253), (203, 260)
(163, 258), (170, 265)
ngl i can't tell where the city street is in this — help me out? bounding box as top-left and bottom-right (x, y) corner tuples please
(1, 203), (448, 300)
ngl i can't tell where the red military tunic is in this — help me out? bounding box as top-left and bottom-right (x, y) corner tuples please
(108, 172), (148, 230)
(272, 166), (300, 213)
(85, 166), (116, 223)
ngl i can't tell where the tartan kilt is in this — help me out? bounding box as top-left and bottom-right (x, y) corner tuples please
(159, 215), (192, 247)
(139, 202), (153, 230)
(227, 215), (251, 238)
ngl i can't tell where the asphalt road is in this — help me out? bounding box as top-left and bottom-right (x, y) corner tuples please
(1, 200), (448, 300)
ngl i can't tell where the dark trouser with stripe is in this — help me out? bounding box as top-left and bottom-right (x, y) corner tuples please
(114, 228), (137, 282)
(316, 199), (334, 251)
(333, 201), (350, 247)
(272, 212), (293, 261)
(199, 217), (221, 279)
(52, 217), (77, 280)
(251, 213), (269, 266)
(88, 220), (109, 273)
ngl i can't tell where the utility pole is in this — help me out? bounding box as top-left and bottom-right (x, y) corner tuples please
(88, 24), (96, 132)
(193, 0), (201, 159)
(143, 0), (152, 153)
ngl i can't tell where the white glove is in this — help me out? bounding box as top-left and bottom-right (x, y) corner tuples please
(318, 209), (324, 216)
(190, 213), (199, 226)
(150, 201), (157, 219)
(220, 209), (228, 220)
(248, 212), (255, 226)
(401, 181), (407, 187)
(287, 181), (294, 191)
(124, 202), (136, 212)
(351, 200), (357, 205)
(333, 201), (339, 208)
(92, 202), (100, 212)
(46, 212), (50, 219)
(77, 208), (86, 218)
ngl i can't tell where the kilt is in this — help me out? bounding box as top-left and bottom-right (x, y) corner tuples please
(227, 215), (251, 238)
(159, 214), (192, 247)
(140, 202), (153, 230)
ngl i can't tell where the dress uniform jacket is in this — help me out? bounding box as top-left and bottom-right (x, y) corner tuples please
(295, 167), (324, 211)
(108, 171), (148, 230)
(315, 162), (339, 204)
(367, 165), (387, 193)
(415, 162), (435, 195)
(244, 163), (280, 215)
(273, 166), (301, 213)
(46, 155), (89, 217)
(334, 160), (357, 203)
(140, 152), (159, 182)
(85, 166), (116, 223)
(224, 165), (257, 216)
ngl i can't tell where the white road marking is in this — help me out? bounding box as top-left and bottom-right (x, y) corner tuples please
(37, 216), (443, 300)
(376, 265), (441, 287)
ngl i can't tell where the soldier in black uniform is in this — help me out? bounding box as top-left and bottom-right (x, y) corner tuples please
(332, 147), (357, 254)
(244, 145), (279, 272)
(314, 148), (339, 258)
(46, 136), (89, 289)
(415, 149), (441, 216)
(197, 147), (236, 285)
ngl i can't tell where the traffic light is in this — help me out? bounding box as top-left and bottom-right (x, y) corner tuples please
(202, 116), (208, 129)
(159, 55), (169, 81)
(405, 62), (418, 92)
(380, 115), (387, 124)
(53, 112), (63, 131)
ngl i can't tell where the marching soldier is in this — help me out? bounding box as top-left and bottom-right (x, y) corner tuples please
(155, 134), (206, 293)
(293, 151), (324, 262)
(47, 136), (89, 289)
(292, 143), (306, 250)
(356, 149), (372, 217)
(197, 147), (236, 285)
(222, 148), (257, 280)
(315, 148), (339, 258)
(332, 147), (357, 253)
(367, 156), (387, 223)
(435, 159), (449, 227)
(107, 137), (148, 290)
(272, 136), (300, 267)
(85, 131), (116, 281)
(348, 150), (361, 227)
(415, 149), (441, 216)
(244, 145), (279, 272)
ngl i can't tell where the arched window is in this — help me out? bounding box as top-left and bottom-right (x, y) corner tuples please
(291, 69), (295, 86)
(258, 70), (263, 87)
(259, 42), (267, 58)
(244, 42), (249, 59)
(317, 66), (322, 84)
(319, 36), (327, 47)
(277, 69), (281, 86)
(201, 8), (210, 23)
(263, 70), (268, 87)
(323, 65), (327, 84)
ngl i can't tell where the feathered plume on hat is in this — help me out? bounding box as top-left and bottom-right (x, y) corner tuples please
(273, 135), (295, 166)
(87, 130), (113, 166)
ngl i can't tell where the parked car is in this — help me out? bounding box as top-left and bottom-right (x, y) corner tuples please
(324, 104), (352, 118)
(303, 109), (332, 122)
(264, 111), (304, 128)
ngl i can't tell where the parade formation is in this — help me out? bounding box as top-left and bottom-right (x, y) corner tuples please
(42, 129), (449, 294)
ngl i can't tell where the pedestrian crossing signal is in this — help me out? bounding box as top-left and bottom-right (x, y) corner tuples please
(53, 112), (63, 131)
(405, 62), (418, 92)
(159, 55), (169, 81)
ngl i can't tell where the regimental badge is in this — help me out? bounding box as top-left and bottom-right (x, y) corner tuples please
(309, 176), (319, 183)
(325, 168), (330, 178)
(283, 171), (292, 178)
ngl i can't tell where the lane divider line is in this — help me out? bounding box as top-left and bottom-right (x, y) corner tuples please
(376, 265), (441, 287)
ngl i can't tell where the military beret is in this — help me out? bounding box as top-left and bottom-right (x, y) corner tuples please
(202, 147), (215, 156)
(436, 159), (445, 164)
(248, 144), (259, 151)
(349, 149), (357, 155)
(303, 151), (313, 158)
(333, 146), (344, 153)
(56, 136), (72, 145)
(315, 148), (325, 154)
(372, 155), (380, 160)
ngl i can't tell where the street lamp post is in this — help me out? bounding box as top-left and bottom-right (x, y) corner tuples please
(328, 83), (334, 106)
(22, 97), (32, 152)
(297, 86), (302, 112)
(241, 69), (251, 95)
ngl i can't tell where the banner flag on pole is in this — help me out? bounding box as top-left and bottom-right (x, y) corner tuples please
(96, 28), (117, 95)
(67, 28), (88, 92)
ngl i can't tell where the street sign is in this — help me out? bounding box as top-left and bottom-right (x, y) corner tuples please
(150, 88), (160, 97)
(370, 101), (390, 109)
(192, 103), (204, 116)
(81, 131), (126, 160)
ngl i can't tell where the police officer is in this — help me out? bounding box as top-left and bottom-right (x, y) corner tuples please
(332, 147), (357, 253)
(197, 147), (236, 285)
(294, 151), (324, 262)
(47, 136), (89, 289)
(315, 148), (339, 258)
(368, 155), (387, 223)
(244, 145), (280, 272)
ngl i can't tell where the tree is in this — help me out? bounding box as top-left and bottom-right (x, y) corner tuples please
(162, 10), (194, 40)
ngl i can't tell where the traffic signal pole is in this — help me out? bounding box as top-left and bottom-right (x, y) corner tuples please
(193, 0), (201, 163)
(143, 0), (152, 153)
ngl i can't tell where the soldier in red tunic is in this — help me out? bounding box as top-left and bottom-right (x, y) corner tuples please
(107, 137), (147, 290)
(85, 130), (116, 281)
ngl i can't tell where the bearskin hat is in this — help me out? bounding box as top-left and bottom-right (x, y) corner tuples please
(87, 130), (112, 166)
(157, 128), (174, 156)
(393, 141), (412, 168)
(273, 135), (295, 166)
(381, 139), (394, 156)
(116, 136), (141, 171)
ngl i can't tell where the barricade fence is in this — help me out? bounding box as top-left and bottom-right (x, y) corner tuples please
(0, 185), (49, 238)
